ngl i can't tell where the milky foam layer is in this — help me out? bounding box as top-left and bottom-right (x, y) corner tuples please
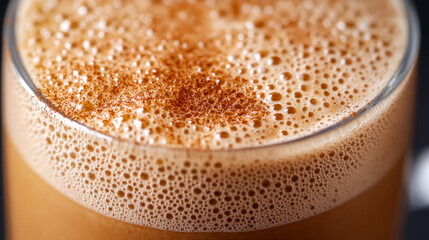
(18, 0), (406, 149)
(5, 0), (415, 233)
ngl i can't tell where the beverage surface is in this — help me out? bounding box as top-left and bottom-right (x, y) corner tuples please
(17, 0), (406, 149)
(8, 0), (413, 233)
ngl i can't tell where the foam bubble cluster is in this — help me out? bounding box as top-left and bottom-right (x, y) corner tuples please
(18, 0), (405, 149)
(7, 0), (411, 233)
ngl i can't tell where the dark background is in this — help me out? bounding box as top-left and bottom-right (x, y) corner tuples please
(0, 0), (428, 239)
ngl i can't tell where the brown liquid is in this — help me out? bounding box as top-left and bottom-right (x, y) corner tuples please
(3, 133), (406, 240)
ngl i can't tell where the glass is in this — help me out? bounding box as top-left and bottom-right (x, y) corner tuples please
(2, 0), (420, 239)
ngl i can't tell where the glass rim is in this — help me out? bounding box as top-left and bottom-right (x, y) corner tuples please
(4, 0), (421, 152)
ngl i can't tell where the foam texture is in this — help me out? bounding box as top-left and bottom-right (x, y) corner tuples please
(3, 0), (413, 233)
(18, 0), (406, 149)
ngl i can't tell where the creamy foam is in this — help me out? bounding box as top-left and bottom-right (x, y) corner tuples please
(17, 0), (406, 149)
(5, 0), (414, 233)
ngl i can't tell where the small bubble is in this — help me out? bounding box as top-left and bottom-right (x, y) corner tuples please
(83, 40), (90, 49)
(60, 20), (70, 32)
(294, 92), (302, 98)
(88, 173), (96, 180)
(269, 92), (282, 101)
(268, 56), (281, 65)
(77, 6), (88, 16)
(310, 98), (318, 105)
(291, 175), (299, 182)
(279, 72), (292, 80)
(286, 107), (297, 114)
(140, 172), (149, 180)
(252, 120), (262, 128)
(273, 113), (284, 121)
(117, 190), (125, 198)
(272, 104), (282, 111)
(216, 131), (230, 139)
(262, 179), (271, 188)
(341, 58), (353, 65)
(298, 73), (311, 81)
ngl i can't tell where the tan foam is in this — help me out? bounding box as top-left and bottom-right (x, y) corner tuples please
(17, 0), (406, 149)
(4, 0), (413, 233)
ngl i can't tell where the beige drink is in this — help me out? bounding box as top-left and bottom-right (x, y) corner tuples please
(2, 0), (419, 239)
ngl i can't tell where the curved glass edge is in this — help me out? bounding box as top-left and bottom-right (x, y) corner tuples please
(3, 0), (421, 152)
